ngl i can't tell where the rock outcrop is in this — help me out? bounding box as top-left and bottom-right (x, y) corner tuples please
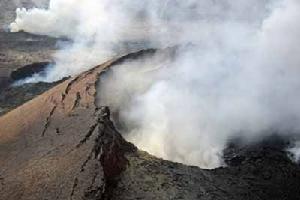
(0, 49), (300, 200)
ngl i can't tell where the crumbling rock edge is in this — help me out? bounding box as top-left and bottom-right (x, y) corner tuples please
(38, 48), (158, 199)
(65, 48), (161, 199)
(71, 106), (137, 199)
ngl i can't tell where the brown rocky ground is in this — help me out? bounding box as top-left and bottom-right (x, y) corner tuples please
(1, 49), (300, 200)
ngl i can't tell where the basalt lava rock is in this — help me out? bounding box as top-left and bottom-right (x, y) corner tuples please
(10, 62), (53, 81)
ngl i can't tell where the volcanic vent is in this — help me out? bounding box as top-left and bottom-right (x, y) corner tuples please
(1, 49), (300, 200)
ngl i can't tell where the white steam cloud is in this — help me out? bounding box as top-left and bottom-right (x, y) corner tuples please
(10, 0), (300, 168)
(288, 141), (300, 163)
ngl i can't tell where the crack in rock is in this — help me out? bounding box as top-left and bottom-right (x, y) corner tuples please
(41, 104), (57, 136)
(70, 178), (78, 200)
(76, 123), (98, 149)
(62, 77), (81, 102)
(76, 106), (137, 199)
(71, 92), (82, 110)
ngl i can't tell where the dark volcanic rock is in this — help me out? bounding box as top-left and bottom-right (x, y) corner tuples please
(0, 76), (10, 91)
(112, 135), (300, 200)
(10, 62), (53, 81)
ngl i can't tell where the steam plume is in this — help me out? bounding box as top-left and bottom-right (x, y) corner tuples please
(10, 0), (300, 168)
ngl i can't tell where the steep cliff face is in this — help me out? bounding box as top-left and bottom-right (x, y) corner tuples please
(0, 49), (300, 200)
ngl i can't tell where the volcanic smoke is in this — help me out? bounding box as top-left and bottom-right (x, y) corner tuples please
(10, 0), (300, 168)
